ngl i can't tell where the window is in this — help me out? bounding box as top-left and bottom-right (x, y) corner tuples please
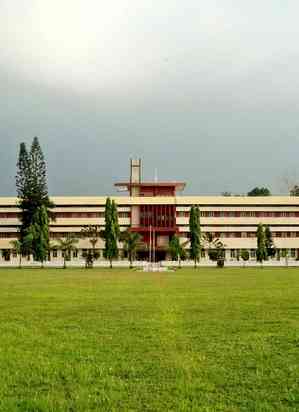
(230, 249), (236, 259)
(250, 249), (256, 259)
(53, 250), (58, 258)
(73, 250), (78, 258)
(119, 212), (131, 218)
(0, 233), (17, 239)
(291, 249), (296, 258)
(0, 213), (18, 218)
(201, 250), (206, 258)
(177, 211), (185, 217)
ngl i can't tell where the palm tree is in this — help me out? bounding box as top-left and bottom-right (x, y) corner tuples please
(202, 232), (213, 250)
(202, 232), (226, 267)
(121, 231), (141, 268)
(81, 226), (100, 268)
(10, 240), (22, 268)
(52, 237), (79, 269)
(241, 249), (249, 268)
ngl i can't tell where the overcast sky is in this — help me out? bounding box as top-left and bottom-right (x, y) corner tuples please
(1, 1), (299, 196)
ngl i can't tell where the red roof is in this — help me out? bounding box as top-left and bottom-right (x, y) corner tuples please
(115, 181), (186, 191)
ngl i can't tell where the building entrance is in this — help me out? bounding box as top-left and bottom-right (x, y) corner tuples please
(136, 250), (167, 262)
(155, 250), (167, 262)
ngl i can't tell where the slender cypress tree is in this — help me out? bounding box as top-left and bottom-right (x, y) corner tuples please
(110, 200), (119, 265)
(256, 223), (267, 266)
(189, 205), (201, 267)
(104, 198), (114, 268)
(103, 197), (112, 261)
(168, 234), (185, 268)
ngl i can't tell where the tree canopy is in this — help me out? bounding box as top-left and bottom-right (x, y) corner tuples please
(290, 185), (299, 196)
(247, 187), (271, 196)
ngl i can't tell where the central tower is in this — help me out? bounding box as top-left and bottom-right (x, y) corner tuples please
(115, 159), (186, 261)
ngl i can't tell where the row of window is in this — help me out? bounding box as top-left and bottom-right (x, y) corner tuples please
(177, 211), (299, 218)
(2, 210), (299, 219)
(0, 212), (131, 219)
(2, 231), (299, 240)
(54, 212), (131, 218)
(1, 210), (299, 219)
(229, 248), (297, 259)
(181, 232), (299, 238)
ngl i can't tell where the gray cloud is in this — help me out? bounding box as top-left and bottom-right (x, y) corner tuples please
(1, 1), (299, 196)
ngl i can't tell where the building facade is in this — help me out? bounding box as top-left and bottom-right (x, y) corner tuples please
(1, 159), (299, 263)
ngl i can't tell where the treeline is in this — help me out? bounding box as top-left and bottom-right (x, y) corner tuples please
(10, 138), (280, 269)
(222, 186), (299, 196)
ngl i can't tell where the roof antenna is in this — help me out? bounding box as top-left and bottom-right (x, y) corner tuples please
(154, 168), (158, 183)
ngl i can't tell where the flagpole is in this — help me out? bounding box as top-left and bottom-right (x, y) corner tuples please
(153, 229), (155, 263)
(149, 224), (152, 264)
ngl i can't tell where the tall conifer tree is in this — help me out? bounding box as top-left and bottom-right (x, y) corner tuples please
(16, 142), (30, 199)
(16, 143), (31, 251)
(25, 205), (50, 266)
(30, 137), (50, 205)
(16, 137), (52, 258)
(189, 205), (201, 267)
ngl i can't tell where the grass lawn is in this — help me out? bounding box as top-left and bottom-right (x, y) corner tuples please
(0, 268), (298, 411)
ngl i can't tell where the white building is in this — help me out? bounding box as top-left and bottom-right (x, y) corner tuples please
(1, 160), (299, 264)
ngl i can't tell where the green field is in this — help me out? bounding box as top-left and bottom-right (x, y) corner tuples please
(0, 268), (298, 411)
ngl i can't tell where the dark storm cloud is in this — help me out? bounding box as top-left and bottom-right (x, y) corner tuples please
(1, 1), (299, 196)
